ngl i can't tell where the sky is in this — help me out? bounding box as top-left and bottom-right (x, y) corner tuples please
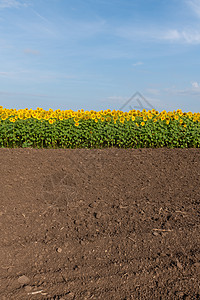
(0, 0), (200, 112)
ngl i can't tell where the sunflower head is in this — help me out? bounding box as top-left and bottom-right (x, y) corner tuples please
(120, 117), (125, 123)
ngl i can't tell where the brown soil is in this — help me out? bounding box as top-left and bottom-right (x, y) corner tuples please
(0, 148), (200, 300)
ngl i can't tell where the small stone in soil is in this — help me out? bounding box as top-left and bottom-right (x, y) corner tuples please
(18, 275), (30, 285)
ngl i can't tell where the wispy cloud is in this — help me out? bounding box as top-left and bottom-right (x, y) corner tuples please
(116, 25), (200, 45)
(162, 29), (180, 41)
(0, 71), (10, 76)
(132, 61), (143, 67)
(162, 29), (200, 44)
(192, 81), (199, 88)
(0, 90), (56, 98)
(146, 89), (160, 96)
(62, 19), (107, 40)
(0, 70), (29, 79)
(24, 48), (40, 55)
(31, 9), (49, 23)
(165, 82), (200, 97)
(186, 0), (200, 17)
(0, 0), (28, 9)
(0, 69), (77, 82)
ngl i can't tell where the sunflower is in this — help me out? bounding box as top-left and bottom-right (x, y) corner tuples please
(141, 122), (145, 126)
(74, 117), (79, 122)
(161, 115), (165, 121)
(18, 113), (24, 119)
(75, 122), (79, 126)
(106, 116), (111, 122)
(120, 117), (125, 123)
(187, 112), (193, 118)
(50, 113), (56, 118)
(49, 119), (54, 124)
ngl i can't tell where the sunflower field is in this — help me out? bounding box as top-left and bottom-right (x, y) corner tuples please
(0, 106), (199, 148)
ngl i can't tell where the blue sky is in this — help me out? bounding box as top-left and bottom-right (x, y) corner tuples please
(0, 0), (200, 112)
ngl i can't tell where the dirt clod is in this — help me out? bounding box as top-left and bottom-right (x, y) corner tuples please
(17, 275), (30, 285)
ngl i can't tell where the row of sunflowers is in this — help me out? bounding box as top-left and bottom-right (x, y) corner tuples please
(0, 106), (199, 148)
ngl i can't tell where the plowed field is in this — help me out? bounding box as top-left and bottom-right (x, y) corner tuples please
(0, 148), (199, 299)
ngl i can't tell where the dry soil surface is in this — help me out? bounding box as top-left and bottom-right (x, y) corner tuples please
(0, 148), (200, 300)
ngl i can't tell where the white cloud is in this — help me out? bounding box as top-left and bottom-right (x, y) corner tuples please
(31, 9), (49, 23)
(146, 89), (160, 96)
(162, 30), (181, 41)
(163, 29), (200, 44)
(150, 28), (200, 44)
(132, 61), (143, 67)
(0, 90), (55, 98)
(0, 71), (10, 76)
(186, 0), (200, 17)
(24, 48), (40, 55)
(192, 81), (199, 88)
(116, 25), (200, 45)
(0, 0), (28, 9)
(0, 69), (77, 82)
(0, 70), (31, 79)
(165, 84), (200, 96)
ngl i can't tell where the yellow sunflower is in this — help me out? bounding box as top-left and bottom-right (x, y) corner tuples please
(120, 117), (125, 123)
